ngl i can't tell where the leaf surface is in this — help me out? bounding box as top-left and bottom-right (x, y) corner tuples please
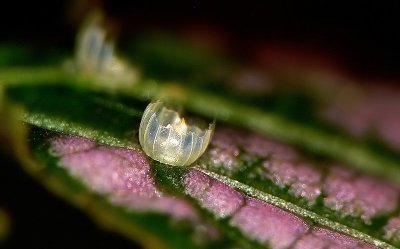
(2, 39), (400, 249)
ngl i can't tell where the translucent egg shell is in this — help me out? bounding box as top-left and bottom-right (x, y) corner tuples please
(139, 101), (214, 166)
(68, 12), (138, 86)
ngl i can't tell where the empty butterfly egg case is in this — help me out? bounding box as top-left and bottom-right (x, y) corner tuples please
(139, 101), (214, 166)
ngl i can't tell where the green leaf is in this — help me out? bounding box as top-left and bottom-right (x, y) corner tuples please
(2, 38), (400, 249)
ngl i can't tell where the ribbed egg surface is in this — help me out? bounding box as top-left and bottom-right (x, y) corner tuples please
(139, 101), (214, 166)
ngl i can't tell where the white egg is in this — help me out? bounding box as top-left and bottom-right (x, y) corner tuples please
(139, 101), (214, 166)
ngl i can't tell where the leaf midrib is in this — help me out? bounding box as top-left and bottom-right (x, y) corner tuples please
(196, 168), (395, 249)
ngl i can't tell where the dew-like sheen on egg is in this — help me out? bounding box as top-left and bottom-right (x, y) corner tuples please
(139, 101), (214, 166)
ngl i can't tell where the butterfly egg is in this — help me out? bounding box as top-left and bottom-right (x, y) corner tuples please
(68, 11), (139, 88)
(139, 101), (214, 166)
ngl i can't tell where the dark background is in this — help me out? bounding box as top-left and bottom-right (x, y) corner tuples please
(0, 1), (399, 78)
(1, 1), (400, 249)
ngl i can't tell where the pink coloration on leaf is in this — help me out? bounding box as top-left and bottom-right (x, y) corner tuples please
(211, 127), (241, 153)
(206, 126), (400, 223)
(50, 135), (198, 221)
(239, 133), (299, 161)
(246, 48), (400, 151)
(184, 169), (244, 218)
(322, 85), (400, 150)
(294, 227), (377, 249)
(263, 160), (322, 202)
(184, 166), (378, 248)
(50, 135), (97, 155)
(323, 165), (399, 222)
(208, 146), (240, 171)
(184, 169), (212, 199)
(384, 216), (400, 243)
(231, 198), (310, 249)
(205, 127), (298, 172)
(212, 127), (298, 160)
(57, 146), (157, 197)
(208, 128), (242, 171)
(49, 134), (391, 248)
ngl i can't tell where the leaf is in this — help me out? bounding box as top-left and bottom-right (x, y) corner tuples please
(1, 38), (400, 249)
(3, 66), (400, 184)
